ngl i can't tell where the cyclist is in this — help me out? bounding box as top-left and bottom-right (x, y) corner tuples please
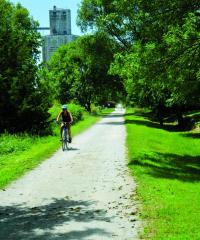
(56, 105), (73, 143)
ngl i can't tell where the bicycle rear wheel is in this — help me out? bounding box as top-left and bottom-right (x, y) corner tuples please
(62, 128), (68, 151)
(62, 139), (65, 151)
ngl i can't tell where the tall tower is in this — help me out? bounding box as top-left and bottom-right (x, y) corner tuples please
(49, 6), (71, 35)
(42, 6), (78, 62)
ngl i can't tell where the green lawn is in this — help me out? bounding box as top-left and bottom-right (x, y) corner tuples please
(0, 108), (113, 189)
(125, 108), (200, 239)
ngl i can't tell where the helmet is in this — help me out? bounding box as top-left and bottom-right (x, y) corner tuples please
(62, 105), (67, 110)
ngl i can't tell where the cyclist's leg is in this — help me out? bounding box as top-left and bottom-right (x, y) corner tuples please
(67, 124), (72, 142)
(60, 123), (64, 140)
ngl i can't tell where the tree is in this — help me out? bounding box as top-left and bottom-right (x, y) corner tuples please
(77, 0), (138, 49)
(47, 33), (123, 112)
(0, 0), (52, 133)
(78, 0), (200, 127)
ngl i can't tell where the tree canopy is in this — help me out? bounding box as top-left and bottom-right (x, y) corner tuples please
(78, 0), (200, 126)
(46, 33), (123, 112)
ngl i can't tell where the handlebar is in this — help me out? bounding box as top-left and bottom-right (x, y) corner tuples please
(56, 121), (72, 125)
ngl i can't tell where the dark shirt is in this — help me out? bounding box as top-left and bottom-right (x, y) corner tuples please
(62, 111), (71, 122)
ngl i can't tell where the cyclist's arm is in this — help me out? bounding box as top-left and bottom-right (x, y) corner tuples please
(56, 111), (62, 122)
(69, 112), (73, 124)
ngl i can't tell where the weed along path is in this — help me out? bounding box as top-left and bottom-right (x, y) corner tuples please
(0, 109), (140, 240)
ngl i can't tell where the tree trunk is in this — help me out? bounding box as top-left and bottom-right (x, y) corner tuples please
(86, 101), (91, 113)
(156, 104), (164, 127)
(177, 111), (184, 128)
(159, 117), (164, 127)
(85, 93), (91, 113)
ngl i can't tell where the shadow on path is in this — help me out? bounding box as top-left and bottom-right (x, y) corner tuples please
(67, 147), (80, 151)
(100, 113), (124, 118)
(0, 198), (111, 240)
(98, 121), (124, 126)
(97, 112), (125, 126)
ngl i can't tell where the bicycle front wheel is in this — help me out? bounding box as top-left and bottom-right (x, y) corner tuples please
(62, 128), (68, 151)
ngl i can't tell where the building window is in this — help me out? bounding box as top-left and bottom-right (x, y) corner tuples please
(52, 28), (57, 34)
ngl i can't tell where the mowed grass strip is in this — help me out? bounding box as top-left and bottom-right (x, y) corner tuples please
(0, 108), (113, 189)
(125, 108), (200, 240)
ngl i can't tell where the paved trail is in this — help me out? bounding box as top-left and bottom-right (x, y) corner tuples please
(0, 110), (140, 240)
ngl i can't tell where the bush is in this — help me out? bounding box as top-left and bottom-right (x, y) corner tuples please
(0, 134), (34, 155)
(68, 103), (84, 123)
(48, 102), (84, 136)
(49, 102), (84, 124)
(90, 105), (101, 115)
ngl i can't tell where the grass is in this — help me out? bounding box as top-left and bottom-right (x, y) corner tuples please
(0, 107), (114, 189)
(125, 108), (200, 239)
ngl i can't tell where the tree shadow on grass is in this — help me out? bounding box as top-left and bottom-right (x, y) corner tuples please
(125, 119), (179, 132)
(182, 132), (200, 139)
(124, 112), (135, 117)
(0, 198), (112, 240)
(125, 110), (198, 132)
(125, 109), (179, 132)
(129, 152), (200, 182)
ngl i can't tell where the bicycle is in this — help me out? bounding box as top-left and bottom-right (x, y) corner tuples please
(61, 122), (70, 151)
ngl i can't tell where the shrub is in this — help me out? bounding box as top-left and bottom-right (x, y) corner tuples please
(68, 103), (84, 123)
(0, 134), (34, 155)
(49, 102), (84, 124)
(91, 105), (100, 115)
(48, 102), (84, 136)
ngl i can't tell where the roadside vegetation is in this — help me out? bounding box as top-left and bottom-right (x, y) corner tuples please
(125, 108), (200, 239)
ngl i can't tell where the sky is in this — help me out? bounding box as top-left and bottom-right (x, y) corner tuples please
(10, 0), (83, 36)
